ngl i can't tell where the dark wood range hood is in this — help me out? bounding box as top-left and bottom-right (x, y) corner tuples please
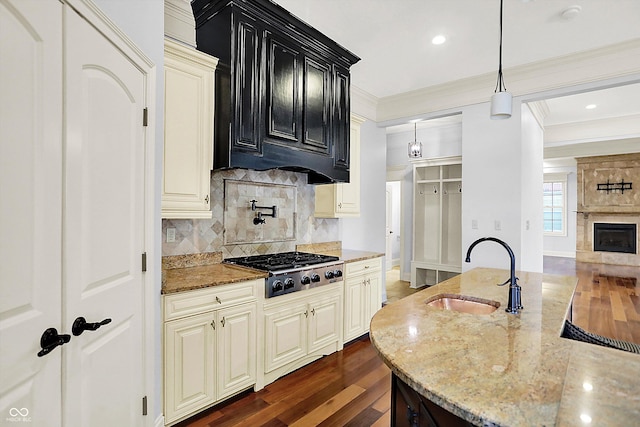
(192, 0), (360, 184)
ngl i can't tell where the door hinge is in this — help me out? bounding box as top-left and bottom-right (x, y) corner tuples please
(143, 108), (148, 127)
(142, 395), (147, 416)
(141, 252), (147, 272)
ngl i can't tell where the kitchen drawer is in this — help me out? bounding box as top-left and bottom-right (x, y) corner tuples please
(345, 257), (382, 276)
(164, 279), (260, 321)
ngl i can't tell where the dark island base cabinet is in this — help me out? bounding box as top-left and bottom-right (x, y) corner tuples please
(392, 374), (474, 427)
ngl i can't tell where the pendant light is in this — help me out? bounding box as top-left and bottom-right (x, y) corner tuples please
(408, 122), (422, 158)
(490, 0), (511, 119)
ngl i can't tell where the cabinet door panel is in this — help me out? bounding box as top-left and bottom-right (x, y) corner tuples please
(344, 277), (365, 342)
(303, 57), (330, 152)
(234, 18), (261, 151)
(217, 304), (256, 399)
(264, 303), (307, 373)
(266, 36), (299, 143)
(164, 312), (215, 424)
(309, 293), (340, 351)
(333, 66), (350, 169)
(365, 273), (382, 328)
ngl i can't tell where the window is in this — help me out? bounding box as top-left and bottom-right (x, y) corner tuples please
(543, 174), (567, 236)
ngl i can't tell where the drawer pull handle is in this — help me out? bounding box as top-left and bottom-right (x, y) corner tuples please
(364, 265), (370, 269)
(215, 296), (221, 304)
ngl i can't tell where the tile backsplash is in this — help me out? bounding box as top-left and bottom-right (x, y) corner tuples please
(162, 168), (339, 258)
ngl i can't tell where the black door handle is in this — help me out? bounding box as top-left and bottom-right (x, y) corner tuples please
(37, 328), (71, 357)
(72, 317), (112, 336)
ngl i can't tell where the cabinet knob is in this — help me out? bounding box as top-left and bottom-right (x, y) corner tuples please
(211, 320), (215, 330)
(311, 308), (316, 316)
(205, 194), (209, 204)
(215, 296), (221, 304)
(304, 310), (309, 318)
(221, 317), (226, 327)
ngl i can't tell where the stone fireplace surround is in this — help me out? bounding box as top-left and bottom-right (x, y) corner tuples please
(576, 153), (640, 267)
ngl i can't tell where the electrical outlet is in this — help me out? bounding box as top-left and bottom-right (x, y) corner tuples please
(494, 220), (501, 231)
(526, 220), (530, 230)
(166, 227), (176, 243)
(471, 219), (478, 230)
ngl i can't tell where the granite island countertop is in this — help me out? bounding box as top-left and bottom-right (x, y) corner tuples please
(162, 263), (267, 294)
(369, 267), (640, 426)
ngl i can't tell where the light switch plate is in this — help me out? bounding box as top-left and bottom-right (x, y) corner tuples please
(166, 227), (176, 243)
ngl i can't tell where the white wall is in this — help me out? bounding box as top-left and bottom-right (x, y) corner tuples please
(520, 104), (544, 272)
(342, 120), (387, 254)
(90, 0), (164, 422)
(462, 101), (528, 272)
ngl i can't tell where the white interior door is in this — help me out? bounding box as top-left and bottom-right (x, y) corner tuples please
(63, 6), (146, 427)
(0, 1), (63, 424)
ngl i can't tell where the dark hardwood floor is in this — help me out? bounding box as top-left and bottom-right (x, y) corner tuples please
(543, 256), (640, 344)
(176, 335), (390, 427)
(178, 258), (638, 427)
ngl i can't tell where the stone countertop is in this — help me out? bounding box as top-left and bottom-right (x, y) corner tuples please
(304, 248), (384, 263)
(161, 263), (267, 295)
(369, 267), (640, 426)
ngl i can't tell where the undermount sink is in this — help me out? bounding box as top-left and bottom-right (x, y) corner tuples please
(426, 294), (500, 315)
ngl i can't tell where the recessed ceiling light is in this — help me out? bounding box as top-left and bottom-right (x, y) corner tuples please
(585, 104), (597, 109)
(432, 35), (446, 45)
(561, 5), (582, 20)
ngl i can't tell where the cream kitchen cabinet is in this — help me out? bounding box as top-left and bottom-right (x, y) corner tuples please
(314, 114), (366, 217)
(343, 257), (382, 343)
(260, 283), (343, 388)
(162, 39), (217, 219)
(163, 279), (259, 425)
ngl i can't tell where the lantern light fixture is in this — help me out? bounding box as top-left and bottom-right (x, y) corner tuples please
(408, 121), (422, 158)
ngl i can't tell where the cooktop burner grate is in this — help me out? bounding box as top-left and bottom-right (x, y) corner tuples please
(224, 251), (339, 272)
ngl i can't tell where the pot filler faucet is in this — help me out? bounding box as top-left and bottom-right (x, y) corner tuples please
(465, 237), (523, 314)
(250, 200), (277, 225)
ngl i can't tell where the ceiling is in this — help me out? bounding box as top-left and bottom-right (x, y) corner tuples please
(272, 0), (640, 128)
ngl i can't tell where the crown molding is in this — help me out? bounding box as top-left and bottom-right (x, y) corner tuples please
(526, 100), (550, 129)
(545, 114), (640, 145)
(164, 0), (196, 47)
(544, 138), (640, 160)
(376, 39), (640, 123)
(350, 85), (378, 122)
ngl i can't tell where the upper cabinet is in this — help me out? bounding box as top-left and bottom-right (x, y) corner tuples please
(314, 114), (365, 218)
(191, 0), (360, 184)
(162, 39), (217, 219)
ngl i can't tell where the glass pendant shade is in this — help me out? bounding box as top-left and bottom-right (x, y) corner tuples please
(408, 122), (422, 158)
(490, 91), (512, 120)
(408, 141), (422, 158)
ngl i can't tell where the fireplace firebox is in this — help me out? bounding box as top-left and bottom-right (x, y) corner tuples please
(593, 223), (637, 254)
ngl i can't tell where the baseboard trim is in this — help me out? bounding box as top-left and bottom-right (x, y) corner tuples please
(154, 414), (164, 427)
(544, 251), (576, 258)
